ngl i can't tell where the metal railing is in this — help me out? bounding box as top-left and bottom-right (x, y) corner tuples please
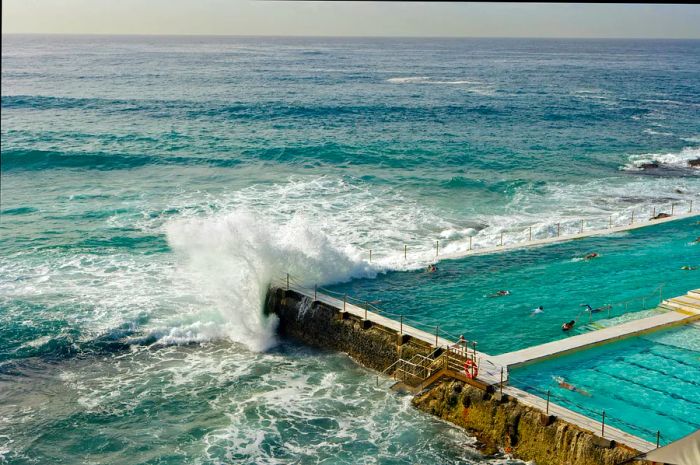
(361, 199), (695, 265)
(274, 273), (468, 347)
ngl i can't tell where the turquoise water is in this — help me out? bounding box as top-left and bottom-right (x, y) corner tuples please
(509, 324), (700, 444)
(2, 35), (700, 463)
(326, 217), (700, 355)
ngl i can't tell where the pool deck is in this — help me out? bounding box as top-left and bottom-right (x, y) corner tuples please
(491, 291), (700, 369)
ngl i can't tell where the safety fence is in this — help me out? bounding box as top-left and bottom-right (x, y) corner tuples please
(573, 283), (667, 330)
(360, 199), (696, 265)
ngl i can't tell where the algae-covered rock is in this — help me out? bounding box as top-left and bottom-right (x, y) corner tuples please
(412, 380), (639, 465)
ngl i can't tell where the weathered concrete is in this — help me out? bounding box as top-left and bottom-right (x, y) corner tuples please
(412, 379), (639, 465)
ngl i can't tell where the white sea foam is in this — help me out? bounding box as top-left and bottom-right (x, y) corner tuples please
(386, 76), (484, 86)
(386, 76), (430, 83)
(622, 146), (700, 172)
(165, 210), (373, 351)
(642, 128), (674, 137)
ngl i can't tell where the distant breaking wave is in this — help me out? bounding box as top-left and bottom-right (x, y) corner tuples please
(622, 146), (700, 174)
(386, 76), (482, 85)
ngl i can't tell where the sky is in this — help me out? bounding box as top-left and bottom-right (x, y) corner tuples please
(2, 1), (700, 39)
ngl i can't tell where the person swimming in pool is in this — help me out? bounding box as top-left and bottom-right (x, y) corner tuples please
(582, 304), (611, 314)
(561, 320), (575, 331)
(554, 376), (591, 397)
(584, 252), (598, 260)
(530, 306), (544, 316)
(681, 265), (697, 270)
(489, 290), (511, 297)
(426, 264), (438, 273)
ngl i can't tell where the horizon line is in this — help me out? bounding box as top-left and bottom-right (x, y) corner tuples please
(3, 32), (700, 40)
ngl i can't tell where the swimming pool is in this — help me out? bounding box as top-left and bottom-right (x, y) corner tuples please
(508, 324), (700, 444)
(325, 217), (700, 354)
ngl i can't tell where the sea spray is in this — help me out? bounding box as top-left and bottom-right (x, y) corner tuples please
(165, 210), (374, 351)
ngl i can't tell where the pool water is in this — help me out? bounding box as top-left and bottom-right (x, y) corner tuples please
(325, 217), (700, 354)
(508, 324), (700, 444)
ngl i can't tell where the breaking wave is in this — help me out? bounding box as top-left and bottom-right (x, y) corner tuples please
(622, 147), (700, 173)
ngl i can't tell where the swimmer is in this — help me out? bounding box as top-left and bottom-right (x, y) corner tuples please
(530, 306), (544, 316)
(582, 304), (611, 314)
(426, 264), (438, 273)
(489, 290), (511, 297)
(561, 320), (575, 331)
(553, 376), (591, 397)
(681, 266), (697, 271)
(584, 252), (599, 260)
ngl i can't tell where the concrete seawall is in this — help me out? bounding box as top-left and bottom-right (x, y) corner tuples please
(265, 287), (641, 465)
(265, 287), (436, 372)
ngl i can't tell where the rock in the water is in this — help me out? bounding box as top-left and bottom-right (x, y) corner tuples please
(688, 158), (700, 168)
(639, 162), (659, 170)
(651, 212), (671, 220)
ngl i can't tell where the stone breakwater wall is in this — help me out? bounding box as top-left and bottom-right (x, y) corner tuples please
(265, 287), (641, 465)
(264, 287), (435, 371)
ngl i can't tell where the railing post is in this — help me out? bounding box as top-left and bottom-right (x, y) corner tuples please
(557, 223), (560, 237)
(500, 232), (504, 246)
(435, 325), (439, 347)
(343, 293), (347, 311)
(630, 209), (634, 225)
(529, 226), (532, 241)
(369, 249), (372, 263)
(601, 410), (606, 437)
(546, 390), (550, 414)
(400, 315), (403, 335)
(472, 341), (477, 359)
(469, 236), (472, 251)
(653, 206), (656, 218)
(656, 431), (660, 448)
(314, 284), (317, 301)
(580, 219), (583, 234)
(364, 301), (368, 321)
(690, 200), (694, 213)
(500, 367), (504, 394)
(671, 203), (675, 216)
(286, 273), (289, 290)
(435, 240), (439, 257)
(404, 244), (407, 260)
(609, 215), (612, 229)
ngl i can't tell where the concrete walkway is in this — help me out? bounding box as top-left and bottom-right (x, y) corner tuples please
(437, 210), (698, 263)
(491, 298), (700, 369)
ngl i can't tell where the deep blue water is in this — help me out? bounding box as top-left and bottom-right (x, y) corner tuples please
(1, 35), (699, 463)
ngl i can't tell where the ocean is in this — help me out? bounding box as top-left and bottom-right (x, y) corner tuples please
(1, 35), (699, 464)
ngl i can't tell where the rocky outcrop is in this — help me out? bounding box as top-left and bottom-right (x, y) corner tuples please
(651, 212), (671, 220)
(688, 158), (700, 168)
(412, 379), (639, 465)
